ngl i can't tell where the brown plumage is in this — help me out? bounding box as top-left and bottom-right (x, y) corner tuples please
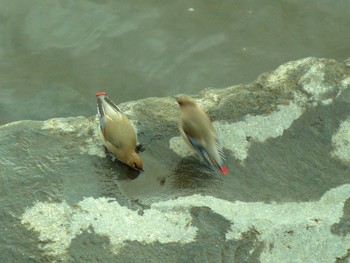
(96, 91), (143, 171)
(177, 96), (228, 175)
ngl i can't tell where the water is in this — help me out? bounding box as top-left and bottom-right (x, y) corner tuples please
(0, 0), (349, 124)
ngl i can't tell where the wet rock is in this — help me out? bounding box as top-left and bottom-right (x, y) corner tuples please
(1, 57), (350, 262)
(331, 198), (350, 237)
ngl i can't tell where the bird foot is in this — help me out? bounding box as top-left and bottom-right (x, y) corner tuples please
(135, 144), (146, 153)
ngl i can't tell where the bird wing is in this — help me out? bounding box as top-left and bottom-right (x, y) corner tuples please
(97, 98), (106, 135)
(104, 97), (124, 115)
(97, 95), (127, 137)
(103, 115), (123, 149)
(184, 131), (212, 165)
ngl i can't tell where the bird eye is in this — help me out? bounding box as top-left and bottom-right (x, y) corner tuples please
(133, 162), (137, 168)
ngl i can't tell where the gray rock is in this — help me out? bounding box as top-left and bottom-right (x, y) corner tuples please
(1, 57), (350, 262)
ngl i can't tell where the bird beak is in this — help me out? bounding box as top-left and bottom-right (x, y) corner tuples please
(134, 165), (144, 172)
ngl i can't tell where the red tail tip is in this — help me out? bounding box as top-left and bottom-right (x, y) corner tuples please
(220, 165), (229, 176)
(96, 91), (107, 97)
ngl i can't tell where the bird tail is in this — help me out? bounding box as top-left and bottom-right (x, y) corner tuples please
(186, 134), (229, 175)
(207, 141), (229, 176)
(96, 91), (108, 135)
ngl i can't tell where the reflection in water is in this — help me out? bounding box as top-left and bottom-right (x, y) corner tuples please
(169, 156), (221, 193)
(106, 158), (141, 181)
(92, 156), (139, 203)
(93, 138), (225, 204)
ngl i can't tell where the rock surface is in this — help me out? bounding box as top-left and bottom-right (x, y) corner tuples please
(1, 57), (350, 262)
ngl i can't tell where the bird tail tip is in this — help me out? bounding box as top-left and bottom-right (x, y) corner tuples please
(96, 91), (107, 97)
(220, 165), (229, 176)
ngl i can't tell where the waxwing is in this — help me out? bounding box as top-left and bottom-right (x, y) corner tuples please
(176, 96), (229, 175)
(96, 91), (143, 171)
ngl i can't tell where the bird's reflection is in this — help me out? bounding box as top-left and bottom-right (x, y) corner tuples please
(169, 156), (221, 191)
(106, 157), (141, 181)
(93, 156), (141, 200)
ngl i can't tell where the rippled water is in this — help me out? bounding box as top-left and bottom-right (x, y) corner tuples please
(0, 0), (349, 124)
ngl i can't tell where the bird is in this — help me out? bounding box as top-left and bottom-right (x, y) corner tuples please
(176, 96), (229, 175)
(96, 91), (143, 171)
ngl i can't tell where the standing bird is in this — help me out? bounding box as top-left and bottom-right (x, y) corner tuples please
(96, 91), (143, 171)
(176, 96), (229, 175)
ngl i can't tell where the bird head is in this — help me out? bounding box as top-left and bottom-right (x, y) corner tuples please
(127, 152), (143, 171)
(176, 96), (197, 108)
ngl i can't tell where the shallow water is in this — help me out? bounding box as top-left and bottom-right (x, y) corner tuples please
(1, 0), (350, 124)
